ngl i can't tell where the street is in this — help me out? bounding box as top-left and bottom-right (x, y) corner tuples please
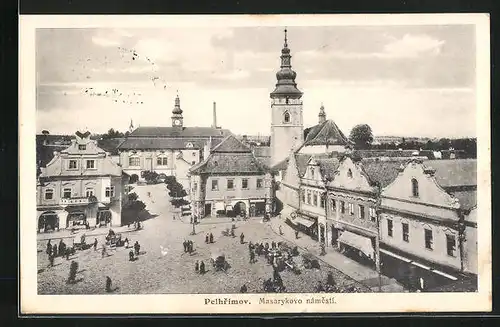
(37, 184), (372, 294)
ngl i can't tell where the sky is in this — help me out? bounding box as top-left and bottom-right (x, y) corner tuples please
(36, 25), (477, 138)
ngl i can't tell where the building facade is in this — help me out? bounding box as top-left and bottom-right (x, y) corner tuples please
(378, 159), (477, 290)
(270, 29), (304, 166)
(36, 131), (128, 232)
(189, 135), (273, 219)
(117, 95), (231, 189)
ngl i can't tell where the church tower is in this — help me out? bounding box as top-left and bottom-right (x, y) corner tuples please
(270, 28), (304, 166)
(172, 92), (183, 129)
(318, 103), (326, 124)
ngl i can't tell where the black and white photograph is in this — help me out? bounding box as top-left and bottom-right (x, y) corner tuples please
(19, 14), (491, 314)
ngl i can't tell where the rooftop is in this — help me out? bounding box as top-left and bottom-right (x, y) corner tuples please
(129, 126), (231, 138)
(301, 120), (351, 147)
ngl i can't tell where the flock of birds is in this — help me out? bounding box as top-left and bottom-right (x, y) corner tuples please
(69, 46), (169, 106)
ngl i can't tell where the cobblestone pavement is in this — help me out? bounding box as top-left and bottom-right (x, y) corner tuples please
(37, 184), (372, 294)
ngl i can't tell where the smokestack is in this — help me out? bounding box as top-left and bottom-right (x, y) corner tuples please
(212, 101), (217, 129)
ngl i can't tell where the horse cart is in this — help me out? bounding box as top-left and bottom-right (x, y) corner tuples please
(72, 232), (87, 250)
(211, 252), (229, 272)
(105, 229), (124, 248)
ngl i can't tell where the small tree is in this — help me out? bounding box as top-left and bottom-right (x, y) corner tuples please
(142, 171), (159, 184)
(167, 181), (187, 198)
(129, 174), (139, 184)
(164, 176), (176, 185)
(128, 192), (139, 202)
(349, 124), (373, 149)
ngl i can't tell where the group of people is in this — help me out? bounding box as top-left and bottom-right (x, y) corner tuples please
(194, 260), (206, 274)
(247, 240), (283, 265)
(263, 268), (286, 293)
(183, 240), (195, 254)
(129, 240), (141, 261)
(45, 239), (76, 267)
(204, 233), (214, 244)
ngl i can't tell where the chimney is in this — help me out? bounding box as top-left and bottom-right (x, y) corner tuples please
(212, 101), (217, 129)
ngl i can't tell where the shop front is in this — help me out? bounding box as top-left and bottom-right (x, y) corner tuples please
(337, 230), (376, 268)
(249, 200), (266, 217)
(287, 210), (318, 240)
(66, 209), (87, 228)
(379, 246), (459, 292)
(38, 211), (59, 233)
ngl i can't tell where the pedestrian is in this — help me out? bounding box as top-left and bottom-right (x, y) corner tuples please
(65, 247), (71, 260)
(209, 233), (214, 244)
(295, 230), (299, 239)
(134, 241), (140, 256)
(199, 261), (205, 274)
(205, 234), (209, 244)
(249, 250), (255, 264)
(124, 238), (129, 249)
(106, 276), (112, 292)
(101, 245), (108, 258)
(46, 240), (52, 256)
(248, 241), (253, 252)
(189, 240), (194, 253)
(129, 250), (134, 261)
(67, 261), (78, 284)
(58, 239), (65, 256)
(327, 272), (335, 287)
(240, 233), (245, 244)
(195, 260), (199, 273)
(48, 253), (55, 267)
(320, 242), (326, 256)
(240, 284), (248, 293)
(279, 225), (283, 235)
(183, 240), (187, 253)
(271, 241), (276, 249)
(264, 242), (269, 251)
(93, 238), (98, 251)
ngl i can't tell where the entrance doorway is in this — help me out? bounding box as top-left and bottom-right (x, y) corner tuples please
(331, 226), (338, 247)
(233, 201), (247, 217)
(204, 203), (212, 217)
(98, 210), (112, 227)
(38, 212), (59, 232)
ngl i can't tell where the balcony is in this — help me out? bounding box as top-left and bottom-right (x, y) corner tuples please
(60, 197), (90, 206)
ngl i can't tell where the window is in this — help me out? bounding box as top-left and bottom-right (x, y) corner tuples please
(129, 157), (140, 167)
(369, 208), (377, 222)
(387, 219), (393, 237)
(157, 157), (168, 166)
(78, 144), (86, 150)
(358, 205), (365, 219)
(68, 160), (78, 170)
(192, 152), (196, 157)
(86, 160), (96, 169)
(402, 223), (409, 242)
(424, 228), (433, 250)
(242, 178), (249, 189)
(310, 167), (315, 178)
(227, 179), (234, 190)
(193, 183), (198, 193)
(63, 188), (72, 199)
(307, 192), (311, 205)
(105, 186), (115, 197)
(256, 179), (263, 189)
(211, 180), (219, 191)
(446, 234), (456, 257)
(313, 193), (318, 206)
(301, 190), (306, 203)
(330, 199), (336, 211)
(85, 188), (94, 197)
(284, 111), (290, 123)
(348, 203), (354, 215)
(340, 201), (345, 214)
(191, 161), (196, 165)
(411, 178), (419, 197)
(347, 168), (353, 178)
(45, 189), (54, 200)
(320, 196), (325, 208)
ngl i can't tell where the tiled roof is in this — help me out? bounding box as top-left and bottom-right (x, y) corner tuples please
(252, 146), (271, 158)
(302, 120), (350, 147)
(118, 138), (207, 150)
(424, 159), (477, 188)
(316, 158), (341, 181)
(189, 153), (268, 174)
(449, 190), (477, 211)
(211, 135), (252, 153)
(295, 154), (313, 176)
(360, 160), (403, 188)
(36, 144), (67, 169)
(354, 150), (420, 158)
(129, 126), (231, 138)
(97, 138), (124, 155)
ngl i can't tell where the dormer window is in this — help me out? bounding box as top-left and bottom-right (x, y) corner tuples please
(310, 167), (315, 177)
(78, 144), (86, 150)
(284, 111), (290, 123)
(411, 178), (419, 197)
(186, 142), (193, 148)
(347, 169), (353, 178)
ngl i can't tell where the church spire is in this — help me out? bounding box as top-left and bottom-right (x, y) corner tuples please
(318, 103), (326, 124)
(129, 119), (134, 133)
(270, 28), (302, 99)
(172, 91), (183, 128)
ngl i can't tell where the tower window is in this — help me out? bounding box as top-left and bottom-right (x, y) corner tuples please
(284, 111), (290, 123)
(411, 178), (419, 197)
(347, 169), (353, 178)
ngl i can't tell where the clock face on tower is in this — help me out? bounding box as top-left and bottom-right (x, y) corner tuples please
(174, 119), (181, 126)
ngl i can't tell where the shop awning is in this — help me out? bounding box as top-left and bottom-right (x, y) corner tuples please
(338, 231), (374, 259)
(292, 217), (315, 228)
(379, 248), (458, 281)
(98, 203), (107, 208)
(280, 205), (297, 220)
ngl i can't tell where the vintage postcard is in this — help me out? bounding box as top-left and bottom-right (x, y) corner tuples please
(19, 14), (491, 314)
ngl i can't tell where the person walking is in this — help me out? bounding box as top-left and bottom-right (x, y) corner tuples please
(295, 230), (299, 239)
(46, 240), (52, 256)
(106, 276), (112, 293)
(279, 225), (283, 235)
(240, 284), (248, 293)
(129, 250), (134, 261)
(205, 234), (209, 244)
(52, 244), (58, 258)
(183, 240), (187, 253)
(199, 261), (205, 274)
(240, 233), (245, 244)
(58, 239), (65, 256)
(124, 238), (129, 249)
(48, 253), (55, 267)
(101, 245), (108, 258)
(195, 260), (199, 273)
(93, 238), (98, 251)
(249, 250), (255, 264)
(209, 233), (214, 244)
(134, 241), (140, 256)
(67, 261), (78, 284)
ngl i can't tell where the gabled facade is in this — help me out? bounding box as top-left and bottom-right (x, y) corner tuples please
(189, 135), (273, 219)
(37, 131), (128, 231)
(379, 159), (477, 291)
